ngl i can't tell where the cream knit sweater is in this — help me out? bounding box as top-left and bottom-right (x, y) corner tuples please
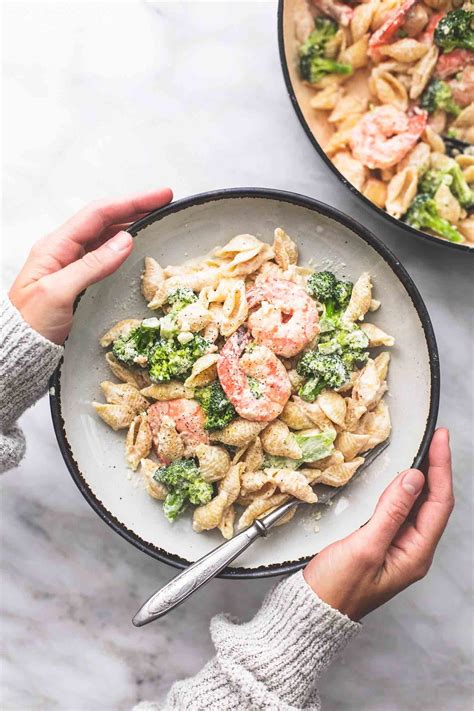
(0, 294), (360, 709)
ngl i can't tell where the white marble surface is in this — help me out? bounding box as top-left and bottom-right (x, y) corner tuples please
(1, 1), (473, 709)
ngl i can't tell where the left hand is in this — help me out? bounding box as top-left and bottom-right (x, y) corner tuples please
(8, 188), (173, 344)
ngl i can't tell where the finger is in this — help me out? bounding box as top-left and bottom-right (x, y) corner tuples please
(413, 429), (454, 545)
(48, 187), (173, 247)
(86, 222), (134, 251)
(45, 231), (134, 298)
(361, 468), (425, 552)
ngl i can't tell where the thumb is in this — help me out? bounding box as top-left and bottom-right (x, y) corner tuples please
(362, 468), (425, 551)
(48, 231), (133, 299)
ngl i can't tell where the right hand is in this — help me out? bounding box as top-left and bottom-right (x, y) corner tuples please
(304, 428), (454, 621)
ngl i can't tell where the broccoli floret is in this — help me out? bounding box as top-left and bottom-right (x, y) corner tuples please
(195, 381), (236, 431)
(341, 349), (369, 371)
(148, 334), (209, 382)
(167, 287), (198, 312)
(155, 458), (213, 522)
(420, 165), (473, 208)
(434, 9), (474, 53)
(318, 323), (369, 358)
(297, 351), (349, 401)
(404, 194), (464, 243)
(112, 321), (161, 366)
(420, 79), (461, 117)
(299, 18), (353, 84)
(307, 271), (353, 331)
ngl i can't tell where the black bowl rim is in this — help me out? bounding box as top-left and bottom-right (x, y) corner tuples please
(50, 187), (440, 579)
(276, 0), (473, 254)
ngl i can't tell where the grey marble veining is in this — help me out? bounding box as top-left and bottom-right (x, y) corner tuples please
(1, 1), (473, 709)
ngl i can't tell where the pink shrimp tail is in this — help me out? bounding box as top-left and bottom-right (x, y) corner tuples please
(368, 0), (419, 58)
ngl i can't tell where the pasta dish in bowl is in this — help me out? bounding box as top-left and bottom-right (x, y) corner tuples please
(50, 189), (439, 576)
(279, 0), (474, 250)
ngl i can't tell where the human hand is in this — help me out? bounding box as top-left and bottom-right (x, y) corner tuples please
(8, 188), (173, 344)
(304, 428), (453, 621)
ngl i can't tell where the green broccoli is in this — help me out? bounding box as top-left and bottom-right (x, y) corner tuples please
(341, 348), (369, 371)
(318, 324), (369, 371)
(154, 458), (213, 522)
(195, 381), (236, 431)
(420, 79), (461, 117)
(307, 270), (353, 332)
(148, 334), (209, 382)
(420, 165), (473, 208)
(434, 9), (474, 53)
(167, 287), (198, 312)
(297, 351), (349, 401)
(112, 321), (161, 366)
(299, 18), (353, 85)
(403, 194), (465, 243)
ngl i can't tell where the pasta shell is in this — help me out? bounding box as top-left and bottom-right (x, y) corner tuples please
(344, 398), (367, 431)
(458, 216), (474, 243)
(140, 458), (167, 500)
(242, 436), (264, 472)
(351, 1), (376, 41)
(100, 319), (141, 348)
(379, 38), (428, 62)
(272, 469), (318, 503)
(273, 228), (298, 270)
(195, 443), (231, 482)
(210, 419), (266, 447)
(329, 96), (368, 125)
(343, 272), (372, 322)
(434, 183), (461, 225)
(314, 458), (364, 487)
(363, 178), (388, 209)
(332, 151), (368, 191)
(93, 402), (135, 430)
(221, 243), (274, 278)
(218, 506), (235, 540)
(410, 44), (439, 100)
(193, 463), (244, 533)
(294, 396), (335, 430)
(184, 354), (219, 388)
(288, 369), (305, 393)
(352, 359), (381, 408)
(356, 400), (391, 448)
(398, 142), (431, 175)
(125, 413), (152, 471)
(237, 492), (289, 530)
(215, 234), (264, 258)
(176, 303), (212, 333)
(141, 257), (167, 307)
(423, 126), (446, 154)
(141, 382), (194, 400)
(100, 381), (150, 412)
(369, 299), (381, 312)
(155, 415), (185, 464)
(240, 469), (270, 496)
(280, 399), (315, 430)
(221, 280), (248, 337)
(310, 84), (342, 110)
(165, 269), (220, 292)
(309, 450), (345, 470)
(370, 69), (408, 112)
(360, 323), (395, 347)
(374, 352), (391, 381)
(335, 431), (370, 461)
(261, 420), (302, 459)
(339, 34), (370, 69)
(105, 352), (150, 389)
(317, 390), (347, 428)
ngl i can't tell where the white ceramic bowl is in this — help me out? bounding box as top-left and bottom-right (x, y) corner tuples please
(50, 189), (439, 578)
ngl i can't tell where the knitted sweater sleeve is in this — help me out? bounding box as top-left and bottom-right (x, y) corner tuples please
(0, 294), (63, 472)
(136, 570), (360, 710)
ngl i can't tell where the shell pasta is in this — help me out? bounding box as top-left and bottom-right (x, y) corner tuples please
(93, 229), (393, 539)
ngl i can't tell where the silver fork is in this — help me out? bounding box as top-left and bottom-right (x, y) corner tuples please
(132, 440), (389, 626)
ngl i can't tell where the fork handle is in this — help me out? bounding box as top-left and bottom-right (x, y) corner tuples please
(132, 500), (298, 626)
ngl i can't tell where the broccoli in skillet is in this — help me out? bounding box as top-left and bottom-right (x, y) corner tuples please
(434, 9), (474, 53)
(299, 18), (353, 85)
(148, 334), (209, 382)
(112, 319), (161, 367)
(195, 381), (236, 431)
(154, 458), (213, 521)
(403, 194), (465, 243)
(420, 164), (474, 209)
(420, 79), (461, 117)
(306, 270), (353, 331)
(297, 351), (349, 401)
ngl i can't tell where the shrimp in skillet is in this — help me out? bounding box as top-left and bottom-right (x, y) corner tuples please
(350, 105), (427, 171)
(148, 398), (208, 461)
(217, 328), (291, 422)
(246, 277), (319, 358)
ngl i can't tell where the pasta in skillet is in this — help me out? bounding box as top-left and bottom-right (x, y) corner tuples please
(93, 229), (393, 539)
(293, 0), (474, 245)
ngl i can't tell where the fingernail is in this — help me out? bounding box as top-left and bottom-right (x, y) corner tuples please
(107, 231), (132, 252)
(402, 470), (424, 496)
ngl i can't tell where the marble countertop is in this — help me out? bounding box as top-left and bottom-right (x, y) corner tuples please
(2, 1), (472, 709)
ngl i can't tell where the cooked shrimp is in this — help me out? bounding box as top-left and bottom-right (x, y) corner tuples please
(217, 328), (291, 422)
(148, 398), (208, 459)
(350, 105), (428, 171)
(246, 277), (319, 358)
(368, 0), (418, 58)
(436, 49), (474, 80)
